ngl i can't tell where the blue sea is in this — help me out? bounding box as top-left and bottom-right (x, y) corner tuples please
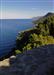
(0, 19), (33, 57)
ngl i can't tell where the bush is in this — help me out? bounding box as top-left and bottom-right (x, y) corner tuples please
(15, 50), (21, 54)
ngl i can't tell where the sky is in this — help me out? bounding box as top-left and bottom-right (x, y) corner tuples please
(0, 0), (54, 19)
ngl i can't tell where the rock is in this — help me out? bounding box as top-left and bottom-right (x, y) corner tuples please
(0, 58), (10, 67)
(0, 44), (54, 75)
(10, 55), (16, 64)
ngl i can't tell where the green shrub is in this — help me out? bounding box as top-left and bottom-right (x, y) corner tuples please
(15, 50), (21, 54)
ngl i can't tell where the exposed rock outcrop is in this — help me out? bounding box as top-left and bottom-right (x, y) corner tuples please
(0, 44), (54, 75)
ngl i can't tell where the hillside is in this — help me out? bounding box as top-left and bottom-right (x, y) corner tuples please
(0, 45), (54, 75)
(16, 12), (54, 52)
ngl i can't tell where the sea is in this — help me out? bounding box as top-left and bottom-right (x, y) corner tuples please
(0, 19), (33, 57)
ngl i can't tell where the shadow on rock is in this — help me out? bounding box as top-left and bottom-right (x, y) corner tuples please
(0, 44), (54, 75)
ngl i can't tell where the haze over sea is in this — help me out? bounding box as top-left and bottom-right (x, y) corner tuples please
(0, 19), (33, 57)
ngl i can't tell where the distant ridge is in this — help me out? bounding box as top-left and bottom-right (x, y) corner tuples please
(32, 16), (42, 21)
(34, 12), (54, 23)
(44, 12), (54, 17)
(33, 12), (54, 22)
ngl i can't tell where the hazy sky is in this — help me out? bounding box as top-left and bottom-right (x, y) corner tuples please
(0, 0), (54, 19)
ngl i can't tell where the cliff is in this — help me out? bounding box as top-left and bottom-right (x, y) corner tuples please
(0, 44), (54, 75)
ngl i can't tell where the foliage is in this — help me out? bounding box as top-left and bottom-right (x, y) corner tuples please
(16, 13), (54, 53)
(15, 50), (21, 54)
(16, 33), (54, 52)
(34, 13), (54, 36)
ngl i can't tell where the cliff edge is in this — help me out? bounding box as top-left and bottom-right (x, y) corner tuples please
(0, 44), (54, 75)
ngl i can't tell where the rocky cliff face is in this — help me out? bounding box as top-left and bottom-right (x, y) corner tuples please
(0, 44), (54, 75)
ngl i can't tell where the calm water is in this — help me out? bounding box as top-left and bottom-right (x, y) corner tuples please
(0, 19), (33, 57)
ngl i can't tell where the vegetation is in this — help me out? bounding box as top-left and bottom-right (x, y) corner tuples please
(34, 12), (54, 36)
(16, 13), (54, 53)
(15, 50), (21, 54)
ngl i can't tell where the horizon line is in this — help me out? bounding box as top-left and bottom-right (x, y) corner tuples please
(0, 12), (54, 19)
